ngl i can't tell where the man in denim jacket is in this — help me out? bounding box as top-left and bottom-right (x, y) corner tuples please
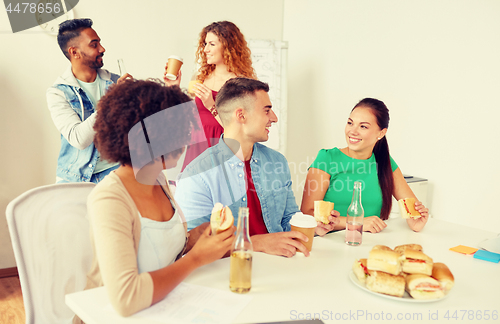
(46, 18), (129, 183)
(175, 78), (338, 257)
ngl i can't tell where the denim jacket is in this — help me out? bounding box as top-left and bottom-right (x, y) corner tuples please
(46, 66), (119, 182)
(175, 136), (299, 232)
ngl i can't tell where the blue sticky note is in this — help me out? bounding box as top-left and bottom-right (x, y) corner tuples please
(473, 250), (500, 263)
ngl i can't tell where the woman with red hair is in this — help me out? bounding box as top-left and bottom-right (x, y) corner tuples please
(165, 21), (256, 170)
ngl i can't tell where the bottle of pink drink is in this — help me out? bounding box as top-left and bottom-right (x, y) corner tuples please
(345, 181), (364, 246)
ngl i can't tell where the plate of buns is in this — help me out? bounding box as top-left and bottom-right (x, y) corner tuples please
(350, 244), (454, 302)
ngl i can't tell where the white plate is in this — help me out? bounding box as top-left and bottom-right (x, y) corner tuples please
(349, 271), (449, 303)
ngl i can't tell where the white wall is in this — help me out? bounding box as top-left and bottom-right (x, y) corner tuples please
(0, 0), (284, 269)
(284, 0), (500, 232)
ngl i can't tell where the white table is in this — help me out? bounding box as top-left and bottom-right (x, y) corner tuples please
(66, 218), (500, 324)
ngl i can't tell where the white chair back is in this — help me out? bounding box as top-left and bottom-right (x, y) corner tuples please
(6, 182), (96, 324)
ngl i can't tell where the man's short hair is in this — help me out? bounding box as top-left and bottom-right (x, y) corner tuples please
(215, 77), (269, 126)
(57, 18), (93, 60)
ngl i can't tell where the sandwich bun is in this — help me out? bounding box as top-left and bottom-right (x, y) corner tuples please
(401, 249), (433, 275)
(210, 203), (234, 234)
(314, 200), (334, 224)
(372, 245), (393, 251)
(398, 198), (421, 219)
(394, 244), (423, 254)
(405, 274), (444, 299)
(352, 258), (370, 284)
(367, 249), (403, 276)
(366, 271), (405, 297)
(432, 263), (454, 292)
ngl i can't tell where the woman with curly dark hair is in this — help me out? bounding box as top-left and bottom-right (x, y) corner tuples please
(74, 79), (234, 322)
(164, 21), (256, 170)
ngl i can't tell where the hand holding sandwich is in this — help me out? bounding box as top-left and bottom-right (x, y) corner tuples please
(315, 209), (341, 236)
(188, 225), (235, 267)
(313, 200), (340, 236)
(393, 169), (430, 231)
(406, 201), (429, 232)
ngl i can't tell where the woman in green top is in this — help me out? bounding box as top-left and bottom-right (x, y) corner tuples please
(301, 98), (429, 233)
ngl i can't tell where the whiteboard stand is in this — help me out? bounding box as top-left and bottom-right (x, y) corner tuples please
(248, 40), (288, 156)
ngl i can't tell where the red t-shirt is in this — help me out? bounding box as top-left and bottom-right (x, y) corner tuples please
(181, 91), (223, 171)
(244, 160), (268, 235)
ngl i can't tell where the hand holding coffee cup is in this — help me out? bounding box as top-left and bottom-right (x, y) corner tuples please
(290, 212), (317, 253)
(165, 55), (183, 80)
(163, 70), (182, 87)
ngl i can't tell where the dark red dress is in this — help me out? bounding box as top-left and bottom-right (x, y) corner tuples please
(182, 90), (224, 171)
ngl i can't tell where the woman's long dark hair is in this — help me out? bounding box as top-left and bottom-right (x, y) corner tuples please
(353, 98), (393, 220)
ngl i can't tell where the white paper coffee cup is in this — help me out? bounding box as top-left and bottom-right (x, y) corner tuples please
(165, 55), (184, 80)
(290, 212), (317, 252)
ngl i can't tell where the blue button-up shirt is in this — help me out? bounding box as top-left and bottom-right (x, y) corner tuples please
(175, 136), (299, 232)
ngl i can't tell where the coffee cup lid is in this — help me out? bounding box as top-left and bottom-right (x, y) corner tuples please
(290, 212), (317, 228)
(168, 55), (183, 62)
(164, 74), (177, 80)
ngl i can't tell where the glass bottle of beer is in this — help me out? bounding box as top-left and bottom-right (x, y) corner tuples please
(345, 181), (364, 246)
(229, 207), (253, 293)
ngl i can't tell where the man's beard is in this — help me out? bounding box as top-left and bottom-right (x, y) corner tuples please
(82, 52), (104, 69)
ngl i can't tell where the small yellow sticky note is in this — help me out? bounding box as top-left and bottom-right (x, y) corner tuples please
(450, 245), (478, 255)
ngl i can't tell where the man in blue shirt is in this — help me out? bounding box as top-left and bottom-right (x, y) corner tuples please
(175, 78), (338, 257)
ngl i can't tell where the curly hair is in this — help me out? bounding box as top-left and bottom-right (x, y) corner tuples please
(94, 79), (197, 167)
(196, 21), (256, 82)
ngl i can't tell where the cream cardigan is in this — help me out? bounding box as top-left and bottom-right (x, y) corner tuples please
(74, 171), (187, 322)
